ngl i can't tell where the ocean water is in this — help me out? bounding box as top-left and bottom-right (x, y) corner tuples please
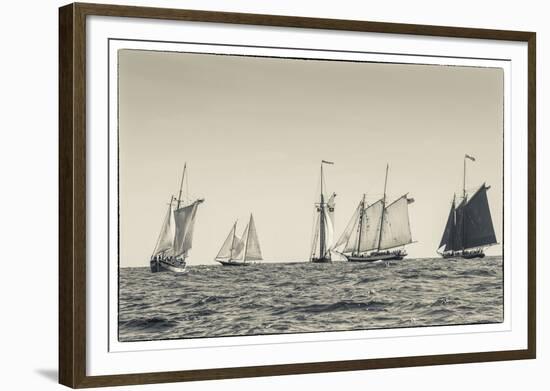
(119, 256), (503, 342)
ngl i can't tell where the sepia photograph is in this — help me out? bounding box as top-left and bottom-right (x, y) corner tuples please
(117, 48), (504, 343)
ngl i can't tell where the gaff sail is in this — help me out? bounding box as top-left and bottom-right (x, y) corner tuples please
(438, 198), (456, 252)
(463, 185), (497, 248)
(334, 199), (384, 254)
(335, 196), (409, 254)
(335, 164), (414, 259)
(439, 184), (496, 252)
(378, 195), (413, 250)
(172, 201), (201, 257)
(362, 200), (384, 251)
(333, 202), (361, 253)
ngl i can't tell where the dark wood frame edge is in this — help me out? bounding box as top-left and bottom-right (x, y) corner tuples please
(58, 2), (536, 388)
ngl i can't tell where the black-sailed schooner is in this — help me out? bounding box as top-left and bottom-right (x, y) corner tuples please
(150, 164), (204, 274)
(334, 164), (415, 262)
(310, 160), (336, 263)
(437, 155), (497, 259)
(215, 214), (263, 266)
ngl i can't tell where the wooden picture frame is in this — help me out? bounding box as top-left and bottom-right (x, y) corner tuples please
(59, 2), (536, 388)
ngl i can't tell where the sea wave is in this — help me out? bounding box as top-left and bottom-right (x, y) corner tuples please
(271, 300), (390, 315)
(118, 257), (503, 341)
(119, 316), (178, 331)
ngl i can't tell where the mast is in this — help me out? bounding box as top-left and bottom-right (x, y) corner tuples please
(356, 194), (366, 256)
(319, 163), (326, 259)
(377, 164), (389, 252)
(176, 163), (187, 209)
(462, 155), (470, 252)
(451, 194), (456, 252)
(461, 183), (497, 250)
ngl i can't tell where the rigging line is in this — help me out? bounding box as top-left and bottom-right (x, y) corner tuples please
(186, 165), (190, 203)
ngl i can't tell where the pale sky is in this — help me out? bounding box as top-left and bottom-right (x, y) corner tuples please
(118, 49), (503, 267)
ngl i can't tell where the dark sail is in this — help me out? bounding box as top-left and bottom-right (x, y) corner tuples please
(439, 199), (455, 251)
(463, 185), (497, 249)
(453, 201), (465, 251)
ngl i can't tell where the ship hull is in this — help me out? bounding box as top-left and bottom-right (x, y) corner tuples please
(346, 250), (406, 262)
(216, 260), (250, 267)
(150, 259), (188, 274)
(310, 257), (331, 263)
(462, 251), (485, 259)
(441, 250), (485, 259)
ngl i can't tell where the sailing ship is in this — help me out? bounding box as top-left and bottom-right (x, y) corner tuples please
(150, 164), (204, 274)
(310, 160), (336, 263)
(437, 154), (497, 259)
(215, 214), (263, 266)
(334, 164), (414, 262)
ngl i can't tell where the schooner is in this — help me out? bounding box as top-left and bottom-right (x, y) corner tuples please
(150, 164), (204, 274)
(215, 214), (263, 266)
(310, 160), (337, 263)
(334, 164), (415, 262)
(437, 154), (497, 259)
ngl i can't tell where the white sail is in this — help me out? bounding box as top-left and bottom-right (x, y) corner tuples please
(324, 206), (334, 250)
(334, 202), (361, 253)
(335, 199), (384, 254)
(232, 222), (249, 261)
(310, 162), (336, 261)
(327, 193), (336, 223)
(310, 213), (321, 259)
(360, 200), (384, 252)
(216, 223), (236, 260)
(232, 235), (244, 259)
(244, 215), (262, 261)
(152, 204), (175, 256)
(379, 195), (412, 250)
(310, 205), (335, 258)
(172, 201), (200, 257)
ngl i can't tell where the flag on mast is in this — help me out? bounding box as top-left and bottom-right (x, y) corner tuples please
(465, 154), (476, 161)
(321, 160), (334, 165)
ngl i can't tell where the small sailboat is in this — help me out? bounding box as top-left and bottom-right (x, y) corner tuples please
(150, 164), (204, 274)
(310, 160), (336, 263)
(334, 164), (414, 262)
(437, 154), (497, 259)
(215, 214), (263, 266)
